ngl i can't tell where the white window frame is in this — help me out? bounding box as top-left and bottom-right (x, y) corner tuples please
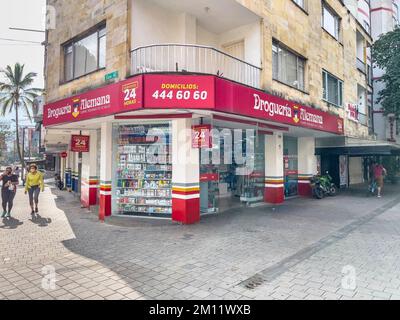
(63, 24), (107, 82)
(322, 2), (341, 40)
(322, 70), (343, 107)
(292, 0), (307, 11)
(272, 41), (306, 91)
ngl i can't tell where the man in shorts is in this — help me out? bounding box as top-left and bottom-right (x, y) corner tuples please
(374, 162), (387, 198)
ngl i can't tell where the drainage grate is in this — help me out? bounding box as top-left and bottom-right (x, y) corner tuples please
(244, 275), (265, 289)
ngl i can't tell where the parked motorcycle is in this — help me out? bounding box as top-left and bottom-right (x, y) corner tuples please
(310, 172), (337, 199)
(54, 173), (65, 190)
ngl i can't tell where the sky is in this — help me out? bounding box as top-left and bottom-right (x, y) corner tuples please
(0, 0), (46, 126)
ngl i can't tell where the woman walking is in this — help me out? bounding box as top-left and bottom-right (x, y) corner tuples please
(1, 167), (19, 218)
(24, 164), (44, 215)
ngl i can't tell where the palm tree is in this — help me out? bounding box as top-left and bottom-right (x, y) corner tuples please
(0, 63), (42, 171)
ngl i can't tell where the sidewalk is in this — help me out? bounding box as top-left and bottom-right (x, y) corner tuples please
(0, 183), (400, 300)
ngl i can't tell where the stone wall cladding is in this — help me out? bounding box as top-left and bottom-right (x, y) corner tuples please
(46, 0), (130, 103)
(238, 0), (372, 139)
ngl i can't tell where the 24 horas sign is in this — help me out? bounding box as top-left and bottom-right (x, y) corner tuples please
(43, 76), (143, 126)
(71, 135), (90, 152)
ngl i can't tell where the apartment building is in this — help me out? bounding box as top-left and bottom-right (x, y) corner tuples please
(43, 0), (377, 224)
(370, 0), (400, 144)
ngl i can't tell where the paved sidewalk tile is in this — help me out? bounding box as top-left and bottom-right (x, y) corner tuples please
(1, 185), (400, 300)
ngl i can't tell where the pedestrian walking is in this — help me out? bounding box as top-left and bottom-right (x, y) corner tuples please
(373, 162), (387, 198)
(24, 164), (44, 215)
(13, 166), (20, 179)
(1, 167), (19, 218)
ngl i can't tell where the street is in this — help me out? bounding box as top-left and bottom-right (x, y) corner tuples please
(0, 183), (400, 300)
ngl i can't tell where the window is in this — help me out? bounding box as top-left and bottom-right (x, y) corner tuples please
(63, 24), (106, 82)
(322, 2), (340, 40)
(393, 3), (399, 26)
(292, 0), (307, 11)
(272, 41), (306, 91)
(322, 70), (343, 106)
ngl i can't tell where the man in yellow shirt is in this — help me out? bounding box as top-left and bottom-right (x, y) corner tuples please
(24, 164), (44, 215)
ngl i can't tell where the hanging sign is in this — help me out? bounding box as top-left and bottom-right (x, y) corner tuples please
(346, 103), (359, 122)
(192, 124), (212, 148)
(71, 135), (90, 152)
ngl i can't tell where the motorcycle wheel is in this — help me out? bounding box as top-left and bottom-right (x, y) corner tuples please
(314, 187), (324, 199)
(329, 185), (337, 196)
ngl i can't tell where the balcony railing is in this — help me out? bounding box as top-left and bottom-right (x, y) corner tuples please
(131, 44), (262, 88)
(367, 64), (373, 86)
(356, 58), (366, 74)
(358, 112), (368, 126)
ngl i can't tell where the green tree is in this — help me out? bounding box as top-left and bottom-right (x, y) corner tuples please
(372, 26), (400, 117)
(0, 122), (13, 164)
(0, 63), (42, 170)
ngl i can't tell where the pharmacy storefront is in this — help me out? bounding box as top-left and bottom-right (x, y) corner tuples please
(43, 74), (344, 224)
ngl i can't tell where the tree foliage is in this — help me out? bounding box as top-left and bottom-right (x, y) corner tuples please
(0, 63), (42, 169)
(372, 26), (400, 117)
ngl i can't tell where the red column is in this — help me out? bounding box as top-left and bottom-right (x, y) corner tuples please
(99, 181), (112, 221)
(298, 175), (312, 197)
(172, 185), (200, 224)
(89, 177), (99, 205)
(265, 177), (285, 204)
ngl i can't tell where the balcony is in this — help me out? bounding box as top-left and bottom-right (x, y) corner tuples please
(130, 44), (262, 88)
(356, 58), (366, 74)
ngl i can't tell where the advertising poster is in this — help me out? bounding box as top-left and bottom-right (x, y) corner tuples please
(339, 155), (349, 188)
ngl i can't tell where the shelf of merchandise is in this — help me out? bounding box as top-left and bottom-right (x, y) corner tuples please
(116, 124), (173, 218)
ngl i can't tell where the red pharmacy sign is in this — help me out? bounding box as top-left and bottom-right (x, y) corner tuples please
(71, 135), (90, 152)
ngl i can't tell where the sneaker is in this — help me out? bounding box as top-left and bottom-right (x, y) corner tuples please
(1, 211), (6, 218)
(5, 212), (11, 218)
(378, 195), (382, 198)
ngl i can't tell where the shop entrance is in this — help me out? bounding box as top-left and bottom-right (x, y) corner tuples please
(200, 127), (265, 214)
(283, 136), (299, 198)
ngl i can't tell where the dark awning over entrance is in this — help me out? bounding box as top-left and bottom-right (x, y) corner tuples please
(316, 145), (400, 156)
(316, 136), (400, 157)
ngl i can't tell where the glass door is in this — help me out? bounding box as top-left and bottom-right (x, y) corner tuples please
(200, 164), (219, 214)
(283, 137), (299, 198)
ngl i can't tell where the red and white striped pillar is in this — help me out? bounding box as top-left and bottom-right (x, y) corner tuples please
(171, 118), (200, 224)
(298, 137), (317, 197)
(99, 122), (113, 221)
(264, 133), (284, 204)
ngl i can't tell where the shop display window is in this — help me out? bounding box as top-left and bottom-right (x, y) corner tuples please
(200, 127), (265, 213)
(112, 123), (172, 217)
